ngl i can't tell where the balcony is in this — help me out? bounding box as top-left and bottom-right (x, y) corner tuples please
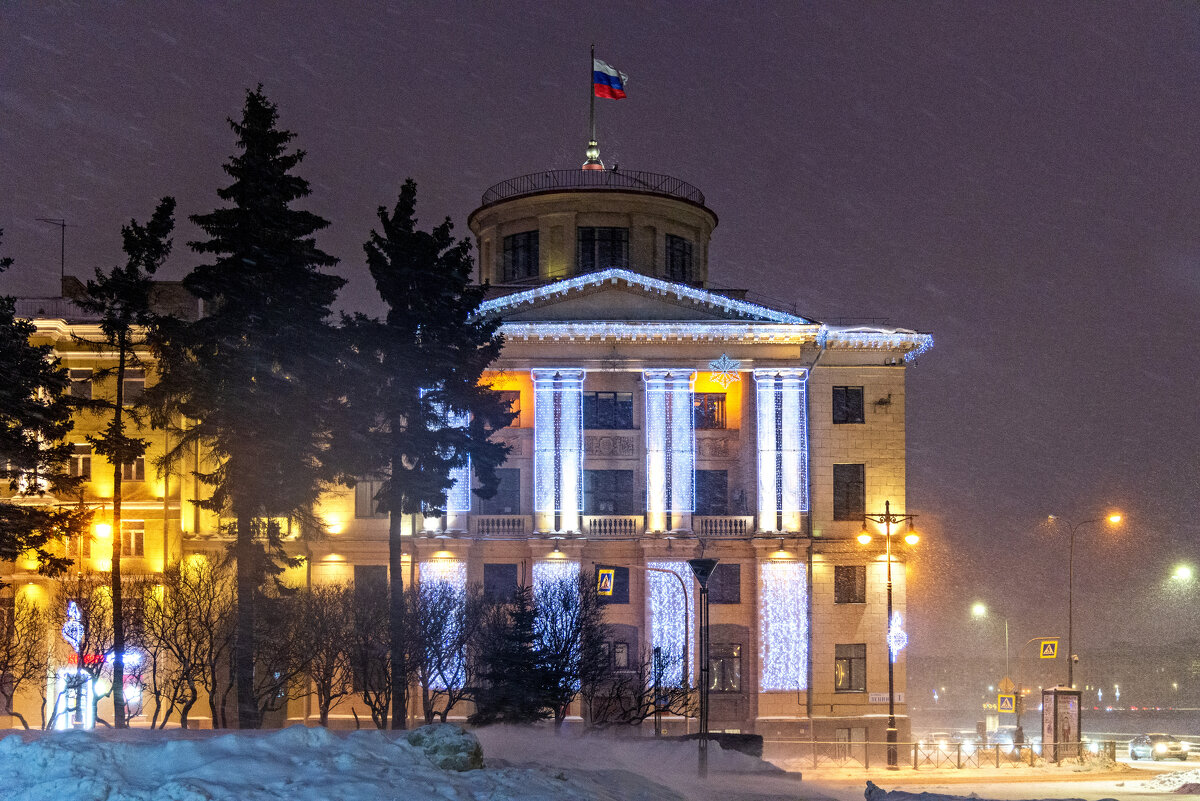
(480, 169), (706, 207)
(582, 515), (644, 538)
(473, 515), (532, 538)
(694, 516), (755, 538)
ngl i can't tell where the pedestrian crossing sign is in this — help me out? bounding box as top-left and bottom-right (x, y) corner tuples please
(597, 568), (615, 596)
(998, 693), (1016, 713)
(1040, 640), (1058, 659)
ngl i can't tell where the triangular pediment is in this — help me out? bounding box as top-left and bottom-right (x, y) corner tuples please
(476, 269), (812, 324)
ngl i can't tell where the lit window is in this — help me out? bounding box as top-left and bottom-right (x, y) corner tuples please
(121, 457), (145, 482)
(665, 234), (693, 283)
(502, 231), (539, 281)
(612, 641), (630, 670)
(693, 393), (726, 430)
(496, 390), (521, 426)
(832, 464), (865, 521)
(577, 227), (628, 273)
(833, 387), (864, 424)
(835, 643), (866, 692)
(710, 643), (741, 692)
(120, 520), (145, 558)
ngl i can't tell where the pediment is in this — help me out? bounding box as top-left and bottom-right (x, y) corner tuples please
(477, 269), (811, 324)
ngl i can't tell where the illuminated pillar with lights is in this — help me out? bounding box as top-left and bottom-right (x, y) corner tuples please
(643, 370), (696, 532)
(533, 369), (584, 533)
(444, 407), (472, 530)
(753, 369), (809, 532)
(759, 558), (808, 691)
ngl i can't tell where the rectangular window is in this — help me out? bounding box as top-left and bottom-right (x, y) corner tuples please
(354, 477), (388, 519)
(122, 368), (145, 403)
(582, 391), (634, 429)
(584, 470), (636, 515)
(70, 444), (92, 480)
(832, 463), (865, 521)
(595, 564), (630, 604)
(833, 386), (865, 424)
(502, 231), (539, 281)
(496, 390), (521, 426)
(69, 368), (93, 400)
(707, 563), (741, 604)
(665, 234), (694, 282)
(121, 457), (145, 482)
(353, 564), (388, 593)
(710, 643), (742, 692)
(120, 520), (144, 558)
(693, 393), (726, 430)
(577, 226), (629, 273)
(478, 468), (521, 515)
(483, 563), (519, 602)
(612, 641), (630, 670)
(695, 470), (728, 516)
(834, 643), (867, 692)
(834, 565), (866, 604)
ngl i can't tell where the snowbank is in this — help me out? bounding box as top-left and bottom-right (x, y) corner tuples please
(1140, 766), (1200, 793)
(863, 780), (1126, 801)
(0, 724), (686, 801)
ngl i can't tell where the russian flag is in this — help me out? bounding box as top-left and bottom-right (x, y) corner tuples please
(593, 58), (628, 100)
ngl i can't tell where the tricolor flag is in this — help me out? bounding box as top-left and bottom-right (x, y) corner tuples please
(593, 58), (628, 100)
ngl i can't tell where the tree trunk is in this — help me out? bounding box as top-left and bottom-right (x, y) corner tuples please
(235, 509), (260, 729)
(111, 351), (126, 729)
(388, 508), (407, 730)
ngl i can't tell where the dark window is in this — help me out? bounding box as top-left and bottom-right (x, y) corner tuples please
(478, 468), (521, 515)
(354, 565), (388, 593)
(502, 231), (539, 281)
(355, 477), (388, 519)
(693, 393), (726, 430)
(496, 390), (521, 425)
(707, 563), (740, 604)
(832, 464), (865, 521)
(835, 643), (867, 692)
(695, 470), (728, 516)
(833, 386), (865, 424)
(577, 227), (628, 273)
(612, 642), (630, 670)
(584, 470), (636, 515)
(120, 520), (144, 557)
(483, 563), (519, 602)
(122, 368), (145, 403)
(595, 564), (630, 604)
(834, 565), (866, 604)
(583, 391), (634, 429)
(69, 368), (92, 400)
(121, 456), (145, 482)
(710, 643), (741, 692)
(665, 234), (694, 282)
(70, 444), (92, 480)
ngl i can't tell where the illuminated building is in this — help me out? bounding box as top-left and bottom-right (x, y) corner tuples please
(5, 166), (931, 745)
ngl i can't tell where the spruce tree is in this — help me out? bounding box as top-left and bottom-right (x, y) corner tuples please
(75, 197), (175, 728)
(469, 584), (548, 725)
(149, 89), (346, 728)
(346, 179), (512, 728)
(0, 231), (88, 582)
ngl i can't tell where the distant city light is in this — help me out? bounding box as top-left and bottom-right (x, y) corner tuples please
(1171, 564), (1194, 583)
(1107, 513), (1122, 524)
(971, 602), (987, 618)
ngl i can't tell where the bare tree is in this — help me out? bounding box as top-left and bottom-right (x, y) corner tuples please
(347, 578), (392, 729)
(298, 583), (354, 725)
(0, 594), (50, 728)
(581, 646), (695, 730)
(413, 581), (484, 724)
(251, 590), (311, 721)
(534, 574), (608, 731)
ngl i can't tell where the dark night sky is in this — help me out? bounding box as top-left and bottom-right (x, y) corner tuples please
(3, 3), (1198, 661)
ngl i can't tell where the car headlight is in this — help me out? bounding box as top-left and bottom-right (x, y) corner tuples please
(1156, 743), (1168, 753)
(1182, 742), (1191, 752)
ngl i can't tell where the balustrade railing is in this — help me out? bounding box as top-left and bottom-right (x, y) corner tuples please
(480, 169), (705, 206)
(473, 515), (531, 538)
(694, 516), (755, 537)
(582, 515), (644, 537)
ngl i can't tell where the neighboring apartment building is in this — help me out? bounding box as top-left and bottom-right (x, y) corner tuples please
(5, 167), (931, 744)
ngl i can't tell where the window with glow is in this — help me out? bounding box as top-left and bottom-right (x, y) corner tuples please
(577, 227), (628, 273)
(759, 560), (808, 691)
(834, 643), (866, 692)
(496, 390), (521, 425)
(833, 386), (865, 424)
(502, 231), (539, 281)
(832, 464), (865, 521)
(647, 560), (695, 685)
(665, 234), (694, 283)
(693, 393), (726, 430)
(709, 643), (741, 692)
(834, 565), (866, 604)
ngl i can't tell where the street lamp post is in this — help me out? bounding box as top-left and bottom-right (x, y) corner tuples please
(859, 499), (918, 770)
(687, 558), (719, 779)
(1049, 513), (1121, 688)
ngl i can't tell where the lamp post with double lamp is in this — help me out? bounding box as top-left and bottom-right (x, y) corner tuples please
(1047, 513), (1122, 688)
(858, 500), (919, 770)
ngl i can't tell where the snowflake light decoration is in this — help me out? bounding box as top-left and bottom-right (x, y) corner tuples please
(707, 353), (742, 389)
(887, 611), (908, 662)
(61, 601), (84, 654)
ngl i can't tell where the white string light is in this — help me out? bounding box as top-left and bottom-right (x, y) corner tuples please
(647, 560), (695, 685)
(759, 560), (808, 691)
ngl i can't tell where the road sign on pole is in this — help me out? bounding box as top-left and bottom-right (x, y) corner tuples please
(597, 568), (615, 596)
(998, 676), (1015, 693)
(998, 694), (1016, 713)
(1040, 640), (1058, 659)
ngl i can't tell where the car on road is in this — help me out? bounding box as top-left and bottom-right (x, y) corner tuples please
(1128, 733), (1190, 761)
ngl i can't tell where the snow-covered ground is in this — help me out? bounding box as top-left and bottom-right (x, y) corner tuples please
(0, 724), (1197, 801)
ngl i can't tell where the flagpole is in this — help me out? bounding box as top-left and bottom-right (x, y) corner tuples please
(584, 43), (603, 169)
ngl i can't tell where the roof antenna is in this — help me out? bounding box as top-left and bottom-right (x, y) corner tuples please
(36, 217), (70, 286)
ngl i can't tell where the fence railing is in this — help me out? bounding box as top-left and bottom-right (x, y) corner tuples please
(778, 739), (1121, 771)
(480, 169), (706, 206)
(582, 515), (644, 537)
(473, 515), (531, 538)
(693, 516), (755, 537)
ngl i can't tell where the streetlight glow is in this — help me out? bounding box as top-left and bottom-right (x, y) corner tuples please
(1172, 564), (1193, 582)
(857, 532), (873, 545)
(1107, 514), (1122, 525)
(904, 533), (920, 545)
(971, 602), (988, 618)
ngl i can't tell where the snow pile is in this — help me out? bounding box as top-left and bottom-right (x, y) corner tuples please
(1141, 765), (1200, 793)
(0, 724), (686, 801)
(863, 780), (1125, 801)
